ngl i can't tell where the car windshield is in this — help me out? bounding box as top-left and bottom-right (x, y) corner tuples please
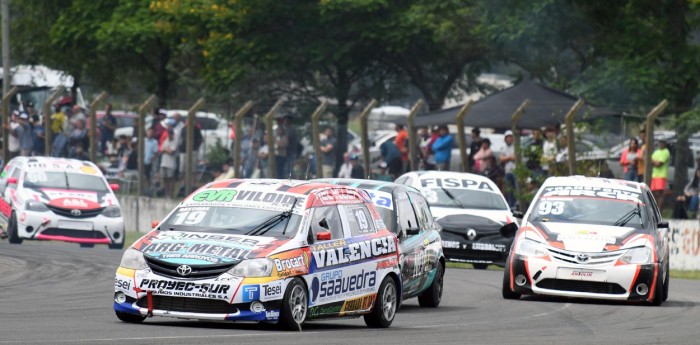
(160, 206), (302, 238)
(422, 188), (508, 210)
(23, 171), (109, 192)
(529, 193), (646, 227)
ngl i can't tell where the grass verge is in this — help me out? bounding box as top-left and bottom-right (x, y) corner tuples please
(124, 232), (145, 248)
(448, 262), (700, 280)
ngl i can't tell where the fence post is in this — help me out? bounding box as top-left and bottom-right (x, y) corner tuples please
(643, 100), (669, 186)
(512, 99), (530, 212)
(43, 87), (63, 156)
(1, 85), (18, 161)
(407, 99), (424, 172)
(137, 95), (157, 196)
(233, 101), (254, 178)
(263, 98), (285, 178)
(185, 98), (205, 196)
(455, 100), (473, 173)
(359, 99), (378, 178)
(311, 101), (329, 178)
(88, 91), (108, 162)
(564, 99), (584, 175)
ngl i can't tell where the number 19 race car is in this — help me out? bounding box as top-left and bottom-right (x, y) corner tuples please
(501, 176), (670, 305)
(0, 157), (124, 249)
(114, 179), (402, 329)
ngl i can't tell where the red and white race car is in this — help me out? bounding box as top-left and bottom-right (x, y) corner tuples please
(0, 157), (124, 248)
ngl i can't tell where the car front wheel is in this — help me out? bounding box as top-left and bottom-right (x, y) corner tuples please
(278, 278), (307, 331)
(7, 212), (22, 244)
(502, 259), (521, 300)
(418, 263), (443, 307)
(364, 276), (397, 328)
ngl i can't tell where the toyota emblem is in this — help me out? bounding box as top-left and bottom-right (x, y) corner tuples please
(467, 228), (477, 241)
(71, 209), (82, 216)
(576, 253), (590, 263)
(176, 265), (192, 276)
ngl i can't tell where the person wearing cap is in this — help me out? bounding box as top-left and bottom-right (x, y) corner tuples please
(650, 138), (671, 210)
(350, 153), (365, 179)
(337, 152), (353, 178)
(17, 112), (34, 156)
(432, 125), (453, 171)
(160, 127), (179, 198)
(500, 130), (517, 207)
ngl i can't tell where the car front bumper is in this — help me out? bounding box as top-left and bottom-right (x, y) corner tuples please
(17, 209), (124, 245)
(508, 254), (660, 302)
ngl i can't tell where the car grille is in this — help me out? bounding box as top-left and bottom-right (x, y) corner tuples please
(136, 296), (239, 314)
(546, 247), (623, 265)
(144, 256), (236, 280)
(47, 205), (104, 218)
(536, 279), (626, 294)
(40, 228), (106, 239)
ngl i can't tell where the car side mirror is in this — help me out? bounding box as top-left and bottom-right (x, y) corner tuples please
(657, 221), (669, 229)
(151, 220), (159, 229)
(512, 210), (524, 219)
(499, 222), (518, 238)
(110, 183), (120, 192)
(316, 231), (332, 241)
(7, 177), (17, 184)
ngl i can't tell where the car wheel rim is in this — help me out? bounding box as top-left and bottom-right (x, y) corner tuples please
(382, 282), (396, 321)
(290, 284), (307, 324)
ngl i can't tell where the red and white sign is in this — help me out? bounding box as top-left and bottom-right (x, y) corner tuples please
(49, 198), (101, 210)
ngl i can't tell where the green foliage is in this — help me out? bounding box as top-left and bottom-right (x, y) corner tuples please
(205, 139), (230, 173)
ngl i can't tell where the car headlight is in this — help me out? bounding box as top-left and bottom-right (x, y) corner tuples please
(619, 247), (652, 265)
(120, 248), (148, 270)
(25, 200), (48, 212)
(228, 258), (273, 277)
(515, 238), (548, 257)
(102, 205), (122, 218)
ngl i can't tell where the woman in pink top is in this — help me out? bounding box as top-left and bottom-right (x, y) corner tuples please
(473, 138), (494, 173)
(620, 138), (640, 181)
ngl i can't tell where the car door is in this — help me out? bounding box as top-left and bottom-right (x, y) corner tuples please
(407, 191), (441, 296)
(395, 191), (426, 298)
(0, 164), (20, 223)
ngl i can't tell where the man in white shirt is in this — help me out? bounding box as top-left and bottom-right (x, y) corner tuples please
(500, 130), (516, 208)
(337, 152), (353, 178)
(160, 128), (178, 198)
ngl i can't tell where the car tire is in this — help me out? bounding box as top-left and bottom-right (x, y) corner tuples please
(364, 276), (398, 328)
(651, 266), (664, 306)
(662, 263), (670, 302)
(418, 263), (444, 308)
(472, 263), (488, 270)
(79, 243), (95, 248)
(7, 212), (22, 244)
(278, 277), (307, 331)
(115, 311), (146, 323)
(109, 241), (124, 250)
(502, 260), (521, 300)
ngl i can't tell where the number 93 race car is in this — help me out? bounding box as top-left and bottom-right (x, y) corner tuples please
(501, 176), (670, 305)
(114, 179), (402, 329)
(0, 157), (124, 248)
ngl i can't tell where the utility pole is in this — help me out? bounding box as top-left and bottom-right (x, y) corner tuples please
(2, 0), (9, 96)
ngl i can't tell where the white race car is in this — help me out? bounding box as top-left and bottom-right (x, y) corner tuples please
(395, 171), (517, 268)
(0, 157), (125, 249)
(501, 176), (670, 305)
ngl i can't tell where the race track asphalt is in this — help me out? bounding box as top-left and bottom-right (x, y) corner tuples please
(1, 240), (699, 345)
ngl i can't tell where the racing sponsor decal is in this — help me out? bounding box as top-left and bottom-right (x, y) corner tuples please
(309, 269), (377, 304)
(48, 197), (102, 210)
(265, 310), (280, 320)
(540, 186), (642, 203)
(312, 235), (396, 269)
(312, 188), (366, 206)
(375, 257), (398, 270)
(141, 242), (251, 263)
(154, 231), (261, 246)
(442, 240), (460, 249)
(366, 191), (393, 210)
(472, 243), (507, 252)
(115, 277), (131, 291)
(341, 294), (376, 313)
(139, 279), (231, 299)
(187, 188), (306, 214)
(556, 232), (616, 245)
(310, 239), (346, 251)
(308, 301), (344, 318)
(420, 177), (495, 192)
(40, 189), (99, 203)
(271, 251), (309, 277)
(240, 284), (260, 302)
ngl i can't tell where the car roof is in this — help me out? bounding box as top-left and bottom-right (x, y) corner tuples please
(13, 156), (99, 172)
(541, 176), (648, 193)
(314, 178), (417, 194)
(413, 170), (495, 184)
(202, 179), (337, 196)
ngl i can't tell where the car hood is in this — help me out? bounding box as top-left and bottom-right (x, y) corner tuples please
(525, 221), (646, 252)
(21, 187), (118, 210)
(430, 206), (513, 225)
(437, 213), (503, 234)
(131, 230), (289, 265)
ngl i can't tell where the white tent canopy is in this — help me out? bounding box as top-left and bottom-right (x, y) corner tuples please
(0, 65), (74, 88)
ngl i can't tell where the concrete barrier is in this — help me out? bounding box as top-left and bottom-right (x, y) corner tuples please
(669, 220), (700, 271)
(117, 195), (180, 233)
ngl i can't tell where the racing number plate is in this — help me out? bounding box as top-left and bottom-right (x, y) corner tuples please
(556, 268), (606, 282)
(57, 220), (93, 231)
